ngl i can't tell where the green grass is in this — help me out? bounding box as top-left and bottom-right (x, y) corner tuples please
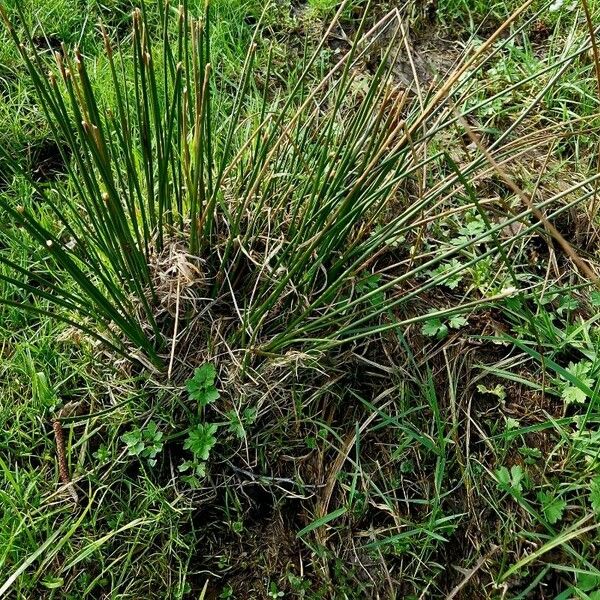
(437, 0), (600, 30)
(2, 0), (600, 598)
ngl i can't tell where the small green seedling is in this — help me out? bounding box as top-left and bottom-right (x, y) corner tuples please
(477, 383), (507, 402)
(180, 364), (221, 485)
(180, 423), (218, 486)
(121, 421), (164, 467)
(226, 407), (257, 439)
(495, 464), (525, 497)
(93, 444), (110, 464)
(267, 581), (284, 598)
(518, 445), (542, 464)
(219, 585), (234, 599)
(556, 294), (578, 316)
(184, 423), (218, 461)
(505, 417), (520, 430)
(560, 360), (594, 406)
(178, 459), (208, 487)
(186, 363), (220, 407)
(429, 258), (464, 290)
(422, 318), (448, 339)
(536, 491), (566, 524)
(422, 314), (468, 339)
(357, 273), (385, 309)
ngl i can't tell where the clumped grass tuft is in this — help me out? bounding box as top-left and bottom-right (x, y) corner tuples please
(2, 0), (596, 369)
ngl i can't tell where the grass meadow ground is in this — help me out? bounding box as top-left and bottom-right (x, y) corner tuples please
(1, 0), (600, 598)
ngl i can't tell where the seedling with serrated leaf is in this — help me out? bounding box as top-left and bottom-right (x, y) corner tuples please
(180, 423), (218, 486)
(477, 383), (507, 402)
(560, 360), (595, 406)
(518, 445), (542, 465)
(505, 417), (520, 430)
(556, 294), (578, 316)
(422, 314), (468, 339)
(121, 421), (164, 467)
(227, 407), (257, 439)
(356, 273), (386, 309)
(184, 423), (218, 460)
(179, 364), (221, 485)
(422, 318), (448, 339)
(495, 464), (526, 497)
(178, 459), (208, 488)
(186, 363), (220, 408)
(537, 491), (566, 524)
(428, 258), (464, 290)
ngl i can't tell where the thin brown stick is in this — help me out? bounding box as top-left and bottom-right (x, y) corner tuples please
(53, 419), (79, 503)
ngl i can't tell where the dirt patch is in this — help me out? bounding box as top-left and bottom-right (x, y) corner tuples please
(31, 34), (63, 52)
(28, 139), (70, 182)
(219, 511), (303, 598)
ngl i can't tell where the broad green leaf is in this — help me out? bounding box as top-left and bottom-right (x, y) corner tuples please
(578, 573), (600, 592)
(537, 491), (566, 524)
(448, 315), (468, 329)
(562, 385), (588, 405)
(495, 466), (511, 487)
(422, 318), (448, 339)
